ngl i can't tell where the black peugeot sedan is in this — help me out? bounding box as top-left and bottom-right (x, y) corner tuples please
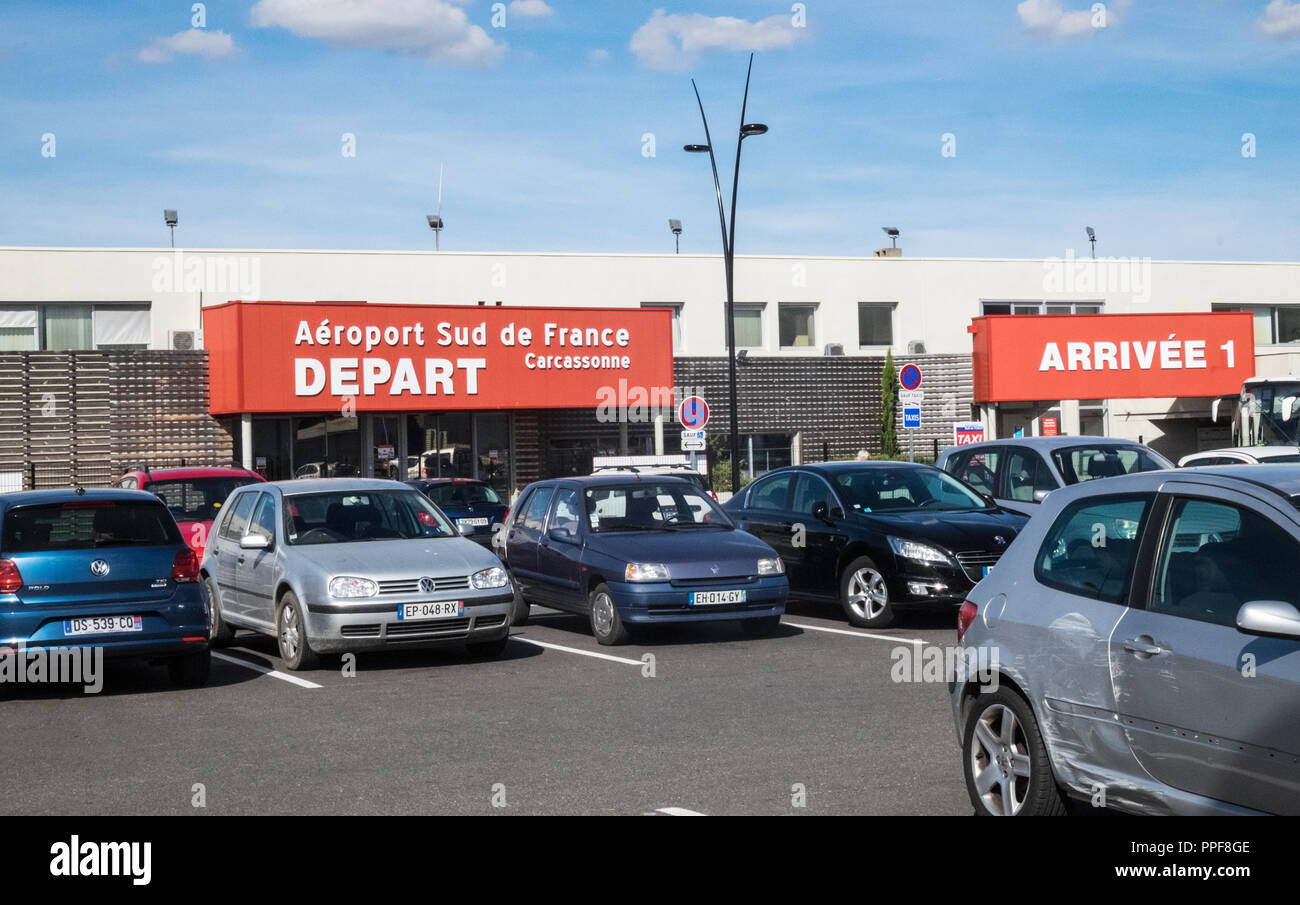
(723, 462), (1028, 628)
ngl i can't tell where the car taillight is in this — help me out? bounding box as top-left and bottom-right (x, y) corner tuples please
(172, 549), (200, 584)
(957, 600), (978, 643)
(0, 559), (22, 593)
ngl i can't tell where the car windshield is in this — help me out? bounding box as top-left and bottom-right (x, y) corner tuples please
(422, 482), (501, 508)
(2, 500), (182, 551)
(585, 482), (733, 532)
(1051, 445), (1172, 484)
(831, 467), (989, 513)
(147, 476), (260, 522)
(284, 490), (457, 545)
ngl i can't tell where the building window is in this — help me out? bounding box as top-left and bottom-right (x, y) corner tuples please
(778, 304), (817, 349)
(857, 303), (895, 347)
(1212, 303), (1300, 345)
(640, 302), (683, 351)
(0, 304), (151, 351)
(982, 300), (1102, 316)
(731, 304), (764, 349)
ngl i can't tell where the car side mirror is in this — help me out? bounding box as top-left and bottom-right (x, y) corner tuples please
(239, 533), (271, 551)
(1236, 600), (1300, 640)
(547, 526), (577, 543)
(1033, 489), (1052, 503)
(811, 502), (842, 523)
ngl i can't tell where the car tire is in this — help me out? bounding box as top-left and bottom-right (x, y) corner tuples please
(167, 649), (211, 687)
(205, 576), (235, 647)
(588, 583), (630, 646)
(740, 615), (781, 637)
(466, 636), (510, 658)
(962, 687), (1067, 817)
(276, 591), (319, 671)
(510, 585), (530, 626)
(840, 556), (895, 628)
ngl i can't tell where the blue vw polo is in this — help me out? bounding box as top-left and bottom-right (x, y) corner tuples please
(503, 475), (787, 644)
(0, 488), (210, 686)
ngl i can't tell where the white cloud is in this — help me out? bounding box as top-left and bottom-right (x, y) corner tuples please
(136, 28), (236, 63)
(1258, 0), (1300, 37)
(250, 0), (504, 65)
(1016, 0), (1119, 38)
(509, 0), (553, 17)
(629, 9), (802, 71)
(587, 48), (610, 63)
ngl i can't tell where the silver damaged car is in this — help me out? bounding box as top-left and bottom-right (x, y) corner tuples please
(201, 479), (515, 669)
(950, 465), (1300, 815)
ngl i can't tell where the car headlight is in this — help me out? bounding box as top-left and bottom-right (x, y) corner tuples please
(625, 562), (670, 581)
(470, 566), (510, 590)
(757, 557), (785, 575)
(329, 576), (378, 598)
(887, 536), (953, 565)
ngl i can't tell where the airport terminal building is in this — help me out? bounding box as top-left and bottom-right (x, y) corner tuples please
(2, 245), (1298, 493)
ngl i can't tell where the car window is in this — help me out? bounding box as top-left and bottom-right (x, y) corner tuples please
(148, 476), (261, 522)
(584, 482), (731, 532)
(2, 500), (181, 552)
(1184, 456), (1238, 467)
(833, 467), (988, 513)
(283, 490), (455, 544)
(424, 482), (501, 507)
(221, 492), (258, 541)
(1035, 495), (1150, 604)
(1004, 449), (1056, 502)
(247, 493), (277, 542)
(748, 473), (794, 510)
(1052, 445), (1171, 484)
(1151, 497), (1300, 627)
(512, 488), (534, 526)
(549, 488), (580, 533)
(949, 449), (1000, 497)
(522, 487), (554, 532)
(791, 473), (836, 515)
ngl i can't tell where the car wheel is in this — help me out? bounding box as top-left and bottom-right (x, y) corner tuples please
(466, 636), (510, 658)
(588, 583), (630, 646)
(167, 649), (210, 688)
(739, 615), (781, 637)
(276, 592), (319, 671)
(205, 576), (235, 647)
(840, 556), (895, 628)
(510, 584), (530, 626)
(962, 687), (1067, 816)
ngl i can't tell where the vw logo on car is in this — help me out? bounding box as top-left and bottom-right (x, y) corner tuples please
(89, 559), (110, 577)
(419, 577), (436, 594)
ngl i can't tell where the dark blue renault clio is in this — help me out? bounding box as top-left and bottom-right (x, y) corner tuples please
(0, 488), (210, 686)
(503, 475), (787, 644)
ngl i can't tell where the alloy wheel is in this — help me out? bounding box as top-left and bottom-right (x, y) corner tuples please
(846, 568), (889, 621)
(279, 604), (300, 661)
(591, 592), (615, 636)
(969, 703), (1032, 815)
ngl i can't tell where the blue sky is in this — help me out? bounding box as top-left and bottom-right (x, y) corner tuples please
(3, 0), (1300, 259)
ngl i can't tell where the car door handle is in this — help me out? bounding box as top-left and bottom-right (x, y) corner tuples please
(237, 555), (246, 565)
(1122, 637), (1166, 656)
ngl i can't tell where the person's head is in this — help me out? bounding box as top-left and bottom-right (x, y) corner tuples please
(856, 450), (870, 461)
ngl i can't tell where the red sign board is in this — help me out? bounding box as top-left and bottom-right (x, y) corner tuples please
(1041, 416), (1059, 436)
(969, 312), (1255, 403)
(204, 301), (675, 415)
(953, 422), (985, 445)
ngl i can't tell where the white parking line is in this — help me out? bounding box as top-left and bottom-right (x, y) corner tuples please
(783, 621), (925, 646)
(212, 651), (323, 689)
(652, 806), (705, 816)
(510, 636), (643, 666)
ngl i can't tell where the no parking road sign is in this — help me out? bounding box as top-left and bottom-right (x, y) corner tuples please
(679, 396), (709, 430)
(899, 364), (922, 390)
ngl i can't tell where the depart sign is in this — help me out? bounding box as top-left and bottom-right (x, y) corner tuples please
(969, 312), (1255, 403)
(204, 301), (675, 415)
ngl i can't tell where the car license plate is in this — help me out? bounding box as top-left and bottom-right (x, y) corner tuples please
(397, 601), (464, 620)
(457, 518), (490, 527)
(63, 615), (142, 636)
(690, 589), (746, 606)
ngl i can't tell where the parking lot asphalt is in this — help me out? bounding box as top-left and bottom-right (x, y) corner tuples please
(2, 601), (968, 816)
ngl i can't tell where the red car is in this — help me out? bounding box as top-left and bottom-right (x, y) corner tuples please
(112, 466), (265, 557)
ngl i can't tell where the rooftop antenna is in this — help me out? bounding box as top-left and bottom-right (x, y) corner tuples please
(426, 164), (445, 252)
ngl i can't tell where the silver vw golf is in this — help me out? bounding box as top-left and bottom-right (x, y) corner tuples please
(200, 479), (514, 669)
(951, 465), (1300, 815)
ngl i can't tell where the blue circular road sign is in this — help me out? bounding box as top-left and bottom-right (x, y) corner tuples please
(899, 364), (922, 390)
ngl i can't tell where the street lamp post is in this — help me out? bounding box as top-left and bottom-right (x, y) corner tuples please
(684, 53), (767, 494)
